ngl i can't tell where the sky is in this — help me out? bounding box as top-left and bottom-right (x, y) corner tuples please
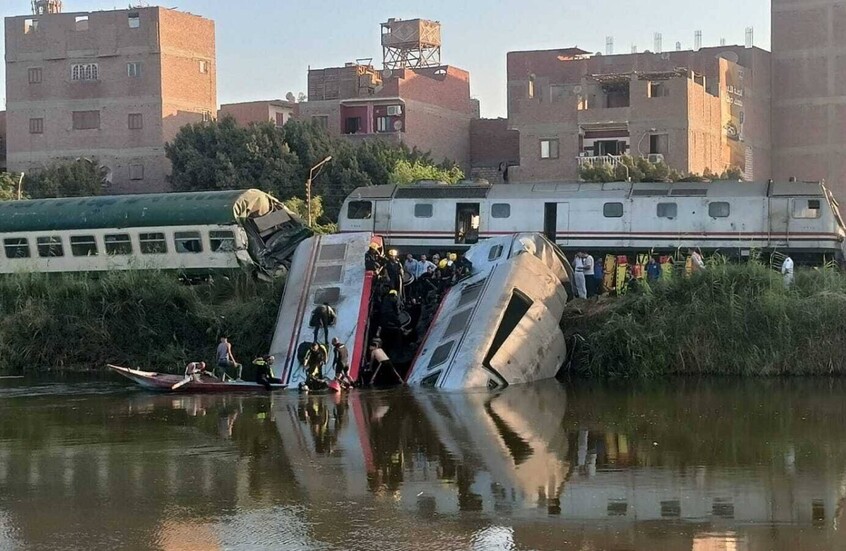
(0, 0), (771, 117)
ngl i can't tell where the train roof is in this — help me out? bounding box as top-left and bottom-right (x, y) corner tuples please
(344, 180), (827, 202)
(0, 189), (284, 233)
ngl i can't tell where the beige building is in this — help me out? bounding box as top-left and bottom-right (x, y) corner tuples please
(4, 6), (216, 193)
(505, 46), (771, 183)
(218, 100), (296, 128)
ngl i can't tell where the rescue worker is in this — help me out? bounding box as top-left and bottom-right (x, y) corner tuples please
(303, 341), (328, 389)
(365, 243), (385, 272)
(309, 302), (337, 346)
(253, 355), (282, 390)
(331, 338), (353, 388)
(385, 249), (405, 294)
(455, 254), (473, 281)
(216, 336), (242, 381)
(379, 289), (403, 355)
(781, 254), (794, 288)
(572, 252), (588, 299)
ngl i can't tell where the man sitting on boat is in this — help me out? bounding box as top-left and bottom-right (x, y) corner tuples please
(253, 355), (282, 390)
(184, 361), (208, 381)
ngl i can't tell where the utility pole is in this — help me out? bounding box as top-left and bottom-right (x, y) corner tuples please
(306, 156), (332, 226)
(17, 173), (24, 200)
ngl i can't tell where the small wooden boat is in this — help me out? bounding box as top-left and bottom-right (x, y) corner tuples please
(107, 364), (287, 392)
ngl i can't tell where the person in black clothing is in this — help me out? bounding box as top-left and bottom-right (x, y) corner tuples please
(253, 355), (282, 390)
(365, 243), (385, 272)
(384, 250), (404, 294)
(309, 303), (337, 346)
(454, 254), (473, 281)
(331, 338), (353, 388)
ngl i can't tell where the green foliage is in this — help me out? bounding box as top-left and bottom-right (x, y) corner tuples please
(283, 196), (336, 234)
(0, 173), (22, 201)
(166, 117), (460, 222)
(579, 155), (745, 183)
(23, 160), (107, 199)
(390, 159), (464, 185)
(566, 261), (846, 378)
(0, 271), (283, 374)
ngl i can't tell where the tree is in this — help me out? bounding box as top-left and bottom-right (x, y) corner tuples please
(390, 159), (464, 185)
(579, 155), (745, 183)
(0, 173), (22, 200)
(24, 160), (107, 198)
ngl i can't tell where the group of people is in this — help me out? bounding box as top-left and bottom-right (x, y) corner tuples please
(183, 336), (283, 390)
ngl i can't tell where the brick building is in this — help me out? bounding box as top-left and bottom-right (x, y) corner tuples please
(4, 6), (216, 193)
(469, 118), (519, 184)
(299, 62), (479, 169)
(218, 100), (296, 128)
(504, 46), (771, 183)
(771, 0), (846, 200)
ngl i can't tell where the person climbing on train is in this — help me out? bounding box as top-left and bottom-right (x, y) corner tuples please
(572, 252), (588, 299)
(253, 355), (282, 390)
(385, 249), (405, 295)
(781, 254), (795, 288)
(646, 256), (662, 282)
(331, 338), (353, 389)
(216, 336), (242, 381)
(309, 302), (337, 346)
(303, 341), (328, 382)
(365, 243), (385, 272)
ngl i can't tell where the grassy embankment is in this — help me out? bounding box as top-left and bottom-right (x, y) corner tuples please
(0, 271), (283, 375)
(563, 258), (846, 378)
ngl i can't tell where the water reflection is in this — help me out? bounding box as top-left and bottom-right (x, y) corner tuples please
(0, 379), (844, 550)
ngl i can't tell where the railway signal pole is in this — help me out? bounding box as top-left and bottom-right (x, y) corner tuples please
(306, 156), (332, 227)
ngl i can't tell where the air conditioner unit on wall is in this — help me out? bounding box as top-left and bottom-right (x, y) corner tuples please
(387, 105), (402, 116)
(648, 153), (665, 163)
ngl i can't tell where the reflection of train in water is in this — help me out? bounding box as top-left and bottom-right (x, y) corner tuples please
(338, 180), (846, 261)
(0, 189), (310, 277)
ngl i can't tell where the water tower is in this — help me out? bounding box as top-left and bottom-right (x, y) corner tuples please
(32, 0), (63, 14)
(381, 18), (442, 70)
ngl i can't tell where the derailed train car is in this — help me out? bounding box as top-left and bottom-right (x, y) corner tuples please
(0, 189), (311, 277)
(338, 180), (846, 262)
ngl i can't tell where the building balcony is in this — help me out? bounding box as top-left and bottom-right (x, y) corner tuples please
(577, 154), (625, 168)
(577, 106), (631, 127)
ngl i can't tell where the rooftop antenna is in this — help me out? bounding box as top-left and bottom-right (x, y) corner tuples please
(606, 36), (614, 55)
(720, 37), (727, 46)
(31, 0), (62, 14)
(381, 18), (442, 70)
(654, 32), (663, 54)
(631, 44), (638, 54)
(675, 41), (682, 51)
(745, 27), (754, 48)
(694, 30), (702, 51)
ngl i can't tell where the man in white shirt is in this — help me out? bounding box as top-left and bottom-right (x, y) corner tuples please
(404, 254), (419, 279)
(573, 252), (588, 299)
(414, 254), (435, 279)
(781, 255), (794, 288)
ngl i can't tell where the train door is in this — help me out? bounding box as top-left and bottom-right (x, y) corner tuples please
(455, 203), (480, 245)
(767, 197), (790, 249)
(373, 200), (392, 235)
(543, 203), (569, 245)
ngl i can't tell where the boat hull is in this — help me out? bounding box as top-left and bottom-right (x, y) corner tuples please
(106, 364), (287, 392)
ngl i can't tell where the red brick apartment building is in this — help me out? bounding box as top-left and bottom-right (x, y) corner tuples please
(299, 62), (479, 170)
(218, 100), (297, 128)
(505, 46), (772, 183)
(4, 6), (216, 193)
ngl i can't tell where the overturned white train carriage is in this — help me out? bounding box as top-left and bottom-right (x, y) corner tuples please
(338, 180), (846, 262)
(0, 189), (311, 277)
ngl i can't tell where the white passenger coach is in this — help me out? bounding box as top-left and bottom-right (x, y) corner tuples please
(338, 180), (846, 261)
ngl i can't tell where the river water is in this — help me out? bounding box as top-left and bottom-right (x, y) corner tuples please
(0, 377), (845, 550)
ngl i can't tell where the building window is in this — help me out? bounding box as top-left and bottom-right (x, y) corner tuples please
(650, 134), (669, 156)
(345, 117), (361, 134)
(28, 67), (42, 84)
(128, 113), (143, 130)
(648, 81), (669, 98)
(75, 16), (89, 31)
(347, 201), (372, 220)
(198, 60), (209, 74)
(376, 116), (391, 133)
(104, 234), (132, 255)
(3, 238), (30, 259)
(71, 63), (98, 81)
(128, 13), (140, 28)
(29, 118), (44, 134)
(312, 116), (328, 129)
(201, 110), (212, 122)
(528, 74), (536, 99)
(127, 62), (142, 77)
(540, 139), (559, 160)
(603, 202), (624, 218)
(210, 231), (235, 252)
(24, 19), (38, 34)
(129, 163), (144, 181)
(275, 112), (285, 128)
(657, 202), (677, 219)
(139, 233), (166, 254)
(414, 203), (433, 218)
(36, 236), (64, 258)
(491, 203), (511, 219)
(174, 231), (203, 254)
(72, 111), (100, 130)
(70, 235), (98, 257)
(708, 202), (730, 218)
(792, 199), (821, 219)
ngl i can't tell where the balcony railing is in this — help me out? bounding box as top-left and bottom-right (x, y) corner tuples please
(577, 155), (624, 168)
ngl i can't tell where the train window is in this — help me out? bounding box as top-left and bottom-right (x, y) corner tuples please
(3, 238), (30, 259)
(603, 202), (623, 218)
(414, 203), (433, 218)
(210, 230), (235, 252)
(657, 203), (677, 219)
(314, 287), (341, 305)
(488, 245), (504, 261)
(491, 203), (511, 218)
(793, 199), (822, 219)
(347, 201), (372, 220)
(139, 232), (167, 254)
(708, 202), (730, 218)
(70, 236), (98, 257)
(174, 232), (203, 254)
(36, 236), (64, 258)
(105, 234), (133, 255)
